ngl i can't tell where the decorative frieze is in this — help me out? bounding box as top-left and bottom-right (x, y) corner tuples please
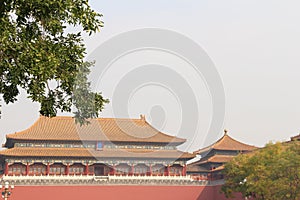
(14, 142), (176, 151)
(6, 158), (185, 168)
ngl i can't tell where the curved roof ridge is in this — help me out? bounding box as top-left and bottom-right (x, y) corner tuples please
(143, 120), (186, 143)
(194, 131), (257, 154)
(214, 133), (256, 149)
(6, 116), (45, 138)
(97, 117), (143, 121)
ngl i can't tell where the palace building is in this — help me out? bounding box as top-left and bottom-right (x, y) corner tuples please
(0, 116), (254, 200)
(187, 130), (257, 180)
(0, 116), (194, 177)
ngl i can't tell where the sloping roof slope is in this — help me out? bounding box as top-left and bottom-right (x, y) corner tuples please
(6, 116), (185, 144)
(194, 132), (257, 155)
(0, 147), (194, 159)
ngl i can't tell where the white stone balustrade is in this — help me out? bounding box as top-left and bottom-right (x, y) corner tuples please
(1, 175), (210, 186)
(107, 174), (193, 181)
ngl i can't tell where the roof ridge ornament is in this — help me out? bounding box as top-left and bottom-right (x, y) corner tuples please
(140, 114), (146, 121)
(224, 129), (228, 135)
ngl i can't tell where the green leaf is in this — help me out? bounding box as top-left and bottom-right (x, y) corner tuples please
(0, 0), (108, 123)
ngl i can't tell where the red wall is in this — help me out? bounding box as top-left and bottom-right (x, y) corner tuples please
(9, 185), (243, 200)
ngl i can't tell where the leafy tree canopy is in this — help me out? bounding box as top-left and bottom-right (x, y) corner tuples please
(221, 141), (300, 200)
(0, 0), (108, 124)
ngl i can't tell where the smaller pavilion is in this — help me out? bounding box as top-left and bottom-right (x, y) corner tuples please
(187, 130), (257, 180)
(291, 134), (300, 141)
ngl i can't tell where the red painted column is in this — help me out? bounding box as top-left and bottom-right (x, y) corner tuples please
(208, 173), (211, 181)
(4, 162), (9, 175)
(85, 164), (89, 175)
(149, 164), (152, 176)
(46, 163), (50, 175)
(182, 165), (187, 176)
(131, 164), (134, 175)
(112, 164), (116, 175)
(167, 165), (170, 176)
(26, 163), (29, 175)
(66, 164), (70, 175)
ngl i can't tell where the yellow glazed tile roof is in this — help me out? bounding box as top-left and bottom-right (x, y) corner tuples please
(201, 154), (235, 163)
(6, 116), (186, 144)
(194, 133), (257, 154)
(0, 147), (195, 159)
(189, 154), (235, 166)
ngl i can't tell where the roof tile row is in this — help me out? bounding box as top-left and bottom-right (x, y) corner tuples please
(6, 116), (185, 144)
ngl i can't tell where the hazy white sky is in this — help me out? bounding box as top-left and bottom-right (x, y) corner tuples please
(0, 0), (299, 152)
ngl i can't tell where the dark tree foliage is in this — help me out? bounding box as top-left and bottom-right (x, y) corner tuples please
(0, 0), (108, 124)
(221, 142), (300, 200)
